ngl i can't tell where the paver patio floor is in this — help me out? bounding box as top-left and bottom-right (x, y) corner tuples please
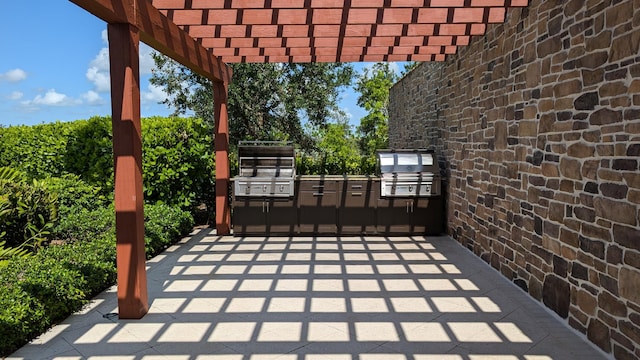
(9, 228), (609, 360)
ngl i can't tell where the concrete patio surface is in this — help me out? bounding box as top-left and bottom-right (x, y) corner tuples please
(9, 228), (610, 360)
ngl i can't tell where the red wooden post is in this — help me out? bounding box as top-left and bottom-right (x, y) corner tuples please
(108, 23), (149, 319)
(214, 81), (231, 235)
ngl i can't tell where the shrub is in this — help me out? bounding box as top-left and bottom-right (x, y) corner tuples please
(141, 116), (215, 211)
(53, 206), (114, 243)
(0, 122), (71, 179)
(63, 116), (114, 195)
(0, 116), (215, 219)
(43, 174), (108, 217)
(0, 272), (46, 356)
(0, 203), (193, 357)
(0, 167), (57, 249)
(144, 203), (194, 258)
(42, 235), (117, 298)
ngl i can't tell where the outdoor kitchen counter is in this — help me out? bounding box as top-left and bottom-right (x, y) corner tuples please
(232, 176), (444, 236)
(296, 175), (376, 180)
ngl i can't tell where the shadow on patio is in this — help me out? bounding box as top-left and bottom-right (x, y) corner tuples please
(9, 229), (608, 360)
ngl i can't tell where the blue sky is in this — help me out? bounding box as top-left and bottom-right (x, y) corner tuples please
(0, 1), (401, 129)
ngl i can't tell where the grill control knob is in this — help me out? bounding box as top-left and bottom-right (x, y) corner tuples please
(280, 185), (284, 192)
(263, 185), (267, 192)
(409, 185), (413, 192)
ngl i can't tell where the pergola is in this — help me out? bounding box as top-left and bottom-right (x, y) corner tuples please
(70, 0), (528, 319)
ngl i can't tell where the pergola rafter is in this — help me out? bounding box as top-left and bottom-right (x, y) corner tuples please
(69, 0), (529, 320)
(152, 0), (529, 63)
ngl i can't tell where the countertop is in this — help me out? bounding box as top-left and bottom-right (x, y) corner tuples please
(296, 175), (379, 180)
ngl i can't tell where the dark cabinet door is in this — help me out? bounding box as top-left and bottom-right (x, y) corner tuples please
(298, 191), (338, 234)
(232, 199), (268, 235)
(410, 197), (445, 235)
(339, 180), (376, 234)
(376, 198), (412, 234)
(266, 198), (298, 234)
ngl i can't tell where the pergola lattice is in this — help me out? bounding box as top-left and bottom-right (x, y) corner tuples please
(70, 0), (528, 320)
(153, 0), (528, 63)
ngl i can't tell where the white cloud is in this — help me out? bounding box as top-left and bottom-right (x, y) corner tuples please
(82, 90), (104, 105)
(1, 68), (27, 82)
(140, 43), (156, 75)
(87, 29), (157, 94)
(8, 91), (23, 100)
(22, 89), (80, 107)
(141, 83), (168, 104)
(86, 65), (111, 93)
(86, 47), (111, 92)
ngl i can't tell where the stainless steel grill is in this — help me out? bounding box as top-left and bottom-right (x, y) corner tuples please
(233, 141), (295, 198)
(377, 149), (441, 197)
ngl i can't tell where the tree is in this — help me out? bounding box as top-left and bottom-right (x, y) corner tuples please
(297, 118), (362, 175)
(355, 63), (399, 171)
(150, 55), (353, 151)
(401, 61), (420, 76)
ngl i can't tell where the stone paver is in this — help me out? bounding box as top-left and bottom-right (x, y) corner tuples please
(9, 229), (610, 360)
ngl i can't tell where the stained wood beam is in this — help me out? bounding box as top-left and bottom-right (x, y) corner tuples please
(214, 82), (231, 235)
(108, 23), (148, 319)
(70, 0), (232, 84)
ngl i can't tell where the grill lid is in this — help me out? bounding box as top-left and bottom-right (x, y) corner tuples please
(238, 141), (295, 159)
(377, 149), (437, 175)
(238, 141), (296, 179)
(235, 141), (296, 197)
(377, 149), (440, 197)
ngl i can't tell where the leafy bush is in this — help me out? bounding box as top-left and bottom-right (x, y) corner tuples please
(0, 203), (194, 356)
(141, 116), (215, 211)
(0, 271), (46, 356)
(53, 206), (115, 243)
(0, 167), (57, 249)
(41, 234), (117, 299)
(53, 203), (193, 258)
(63, 116), (114, 195)
(296, 122), (368, 175)
(0, 234), (114, 356)
(43, 174), (108, 217)
(0, 122), (71, 179)
(144, 203), (194, 257)
(0, 116), (215, 219)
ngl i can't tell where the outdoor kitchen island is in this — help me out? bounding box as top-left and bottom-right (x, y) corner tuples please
(232, 143), (445, 236)
(233, 175), (444, 236)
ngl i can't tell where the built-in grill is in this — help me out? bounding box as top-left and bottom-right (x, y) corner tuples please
(233, 141), (295, 198)
(377, 149), (441, 197)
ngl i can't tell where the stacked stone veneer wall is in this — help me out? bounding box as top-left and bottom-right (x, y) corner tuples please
(389, 1), (640, 358)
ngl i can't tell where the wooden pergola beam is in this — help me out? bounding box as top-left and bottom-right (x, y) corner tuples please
(70, 0), (232, 84)
(70, 0), (234, 319)
(108, 23), (148, 319)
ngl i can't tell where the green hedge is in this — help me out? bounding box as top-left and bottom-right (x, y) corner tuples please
(0, 116), (215, 213)
(141, 116), (215, 211)
(0, 203), (194, 356)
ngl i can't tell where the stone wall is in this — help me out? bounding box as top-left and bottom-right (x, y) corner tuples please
(389, 1), (640, 358)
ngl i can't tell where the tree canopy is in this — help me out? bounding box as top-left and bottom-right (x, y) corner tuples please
(150, 55), (353, 151)
(150, 56), (420, 174)
(354, 62), (400, 170)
